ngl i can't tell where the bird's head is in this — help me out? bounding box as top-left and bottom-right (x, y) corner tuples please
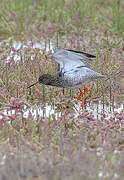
(27, 74), (51, 88)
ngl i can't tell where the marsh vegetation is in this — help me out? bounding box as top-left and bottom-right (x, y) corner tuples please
(0, 0), (124, 179)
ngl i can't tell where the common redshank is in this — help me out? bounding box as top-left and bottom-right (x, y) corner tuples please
(27, 49), (104, 110)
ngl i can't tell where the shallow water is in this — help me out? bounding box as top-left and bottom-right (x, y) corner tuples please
(86, 101), (124, 120)
(0, 39), (123, 121)
(0, 100), (123, 179)
(6, 40), (55, 63)
(0, 101), (123, 121)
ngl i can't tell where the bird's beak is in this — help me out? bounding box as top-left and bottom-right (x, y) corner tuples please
(27, 81), (39, 88)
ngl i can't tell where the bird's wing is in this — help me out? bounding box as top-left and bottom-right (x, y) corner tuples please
(64, 67), (104, 85)
(51, 49), (95, 72)
(66, 49), (96, 59)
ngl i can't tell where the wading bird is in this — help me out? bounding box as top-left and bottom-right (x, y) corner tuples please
(27, 49), (104, 110)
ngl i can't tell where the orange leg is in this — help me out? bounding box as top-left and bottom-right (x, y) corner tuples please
(75, 88), (83, 103)
(81, 85), (88, 110)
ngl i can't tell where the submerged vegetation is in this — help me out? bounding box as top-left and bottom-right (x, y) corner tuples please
(0, 0), (124, 179)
